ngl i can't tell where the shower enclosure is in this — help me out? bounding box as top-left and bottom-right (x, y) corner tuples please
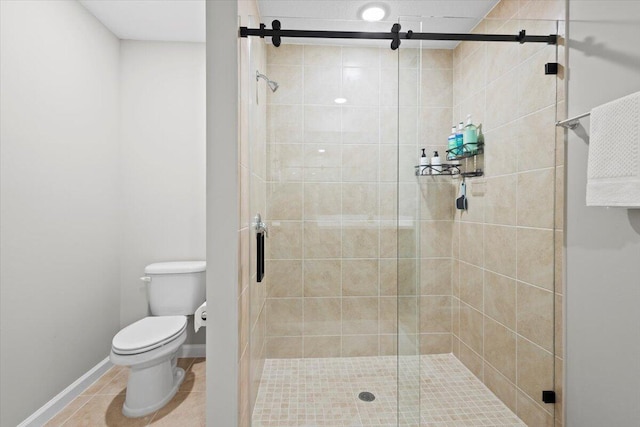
(241, 10), (563, 426)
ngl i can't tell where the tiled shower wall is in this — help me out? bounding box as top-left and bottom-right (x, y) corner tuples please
(449, 1), (565, 426)
(263, 44), (456, 359)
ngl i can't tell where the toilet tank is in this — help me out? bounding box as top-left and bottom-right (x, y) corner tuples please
(143, 261), (206, 315)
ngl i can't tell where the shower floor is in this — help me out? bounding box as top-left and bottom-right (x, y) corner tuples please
(252, 353), (525, 427)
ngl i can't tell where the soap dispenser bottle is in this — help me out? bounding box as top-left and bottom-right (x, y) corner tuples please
(431, 151), (442, 175)
(463, 114), (478, 154)
(419, 148), (429, 175)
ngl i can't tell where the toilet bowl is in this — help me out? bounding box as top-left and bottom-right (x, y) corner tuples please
(109, 261), (205, 417)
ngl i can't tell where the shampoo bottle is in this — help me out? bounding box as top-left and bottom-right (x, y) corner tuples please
(463, 114), (478, 154)
(431, 151), (442, 175)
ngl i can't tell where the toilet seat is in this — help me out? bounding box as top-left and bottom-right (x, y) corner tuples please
(112, 316), (187, 355)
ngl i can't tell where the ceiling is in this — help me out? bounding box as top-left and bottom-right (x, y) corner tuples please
(79, 0), (500, 48)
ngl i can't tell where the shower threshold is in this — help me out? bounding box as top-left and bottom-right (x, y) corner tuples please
(252, 353), (526, 426)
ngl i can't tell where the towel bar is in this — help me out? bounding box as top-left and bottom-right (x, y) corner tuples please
(556, 112), (590, 129)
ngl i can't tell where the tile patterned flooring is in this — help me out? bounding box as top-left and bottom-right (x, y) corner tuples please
(44, 358), (205, 427)
(252, 354), (526, 427)
(46, 354), (524, 426)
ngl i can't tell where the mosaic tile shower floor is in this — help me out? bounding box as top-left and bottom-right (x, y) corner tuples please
(252, 353), (526, 427)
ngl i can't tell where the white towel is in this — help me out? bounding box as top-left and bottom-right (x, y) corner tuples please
(194, 301), (207, 332)
(587, 91), (640, 207)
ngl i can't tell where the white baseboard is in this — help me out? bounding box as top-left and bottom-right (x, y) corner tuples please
(179, 344), (206, 358)
(18, 345), (205, 426)
(17, 357), (113, 427)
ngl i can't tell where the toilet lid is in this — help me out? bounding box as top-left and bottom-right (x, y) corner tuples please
(112, 316), (187, 355)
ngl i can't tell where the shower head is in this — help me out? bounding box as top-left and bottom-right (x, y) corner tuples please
(256, 71), (279, 92)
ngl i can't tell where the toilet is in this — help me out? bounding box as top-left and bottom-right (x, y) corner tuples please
(110, 261), (206, 417)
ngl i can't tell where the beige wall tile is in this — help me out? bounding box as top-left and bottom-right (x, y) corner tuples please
(484, 270), (516, 330)
(342, 222), (379, 258)
(380, 334), (398, 356)
(517, 282), (554, 352)
(379, 258), (397, 296)
(485, 69), (518, 130)
(303, 298), (341, 336)
(303, 183), (341, 220)
(421, 49), (453, 70)
(267, 44), (303, 66)
(342, 144), (379, 182)
(517, 337), (554, 404)
(398, 296), (418, 335)
(304, 45), (341, 67)
(342, 335), (379, 357)
(420, 333), (452, 354)
(342, 297), (378, 335)
(555, 293), (563, 359)
(266, 105), (303, 143)
(420, 69), (453, 107)
(342, 259), (379, 296)
(420, 258), (452, 295)
(266, 65), (303, 105)
(517, 168), (555, 228)
(419, 182), (455, 221)
(303, 221), (341, 259)
(517, 48), (556, 116)
(379, 296), (398, 334)
(420, 221), (453, 258)
(484, 125), (517, 176)
(459, 262), (483, 311)
(459, 222), (483, 267)
(484, 363), (517, 413)
(266, 298), (302, 336)
(484, 316), (516, 382)
(342, 106), (381, 144)
(459, 341), (483, 380)
(484, 225), (516, 278)
(267, 182), (302, 220)
(420, 296), (452, 333)
(266, 336), (302, 358)
(342, 183), (379, 218)
(342, 67), (380, 107)
(304, 66), (341, 105)
(517, 227), (554, 290)
(268, 260), (303, 298)
(303, 336), (341, 358)
(267, 143), (303, 182)
(303, 259), (341, 297)
(517, 391), (554, 427)
(398, 258), (418, 296)
(304, 105), (342, 143)
(517, 106), (556, 172)
(303, 143), (341, 182)
(267, 221), (302, 259)
(459, 303), (483, 354)
(484, 175), (517, 226)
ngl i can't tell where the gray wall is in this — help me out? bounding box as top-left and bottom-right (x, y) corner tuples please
(0, 1), (121, 426)
(119, 40), (206, 344)
(566, 1), (640, 426)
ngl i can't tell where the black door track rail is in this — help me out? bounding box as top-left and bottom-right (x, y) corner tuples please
(240, 20), (558, 50)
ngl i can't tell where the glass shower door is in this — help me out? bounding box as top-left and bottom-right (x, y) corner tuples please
(399, 14), (561, 427)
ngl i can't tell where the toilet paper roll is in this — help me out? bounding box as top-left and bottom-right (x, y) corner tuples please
(194, 301), (207, 333)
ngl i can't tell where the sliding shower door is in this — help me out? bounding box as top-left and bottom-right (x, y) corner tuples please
(245, 15), (421, 426)
(400, 14), (562, 427)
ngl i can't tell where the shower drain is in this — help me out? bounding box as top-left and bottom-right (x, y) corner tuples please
(358, 391), (376, 402)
